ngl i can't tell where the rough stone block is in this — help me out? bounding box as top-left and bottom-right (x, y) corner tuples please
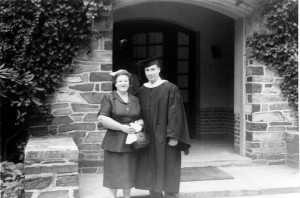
(269, 122), (292, 126)
(101, 82), (112, 91)
(247, 76), (273, 82)
(24, 177), (52, 190)
(104, 40), (112, 50)
(252, 132), (283, 142)
(246, 83), (262, 93)
(83, 113), (98, 122)
(52, 109), (72, 116)
(84, 132), (104, 142)
(286, 127), (299, 132)
(79, 160), (103, 168)
(29, 126), (53, 137)
(263, 85), (281, 93)
(88, 50), (112, 62)
(37, 190), (69, 198)
(265, 67), (279, 77)
(69, 84), (94, 91)
(57, 90), (86, 103)
(249, 94), (286, 103)
(252, 104), (260, 113)
(73, 60), (100, 66)
(264, 153), (285, 161)
(80, 92), (104, 104)
(62, 75), (83, 83)
(268, 126), (285, 131)
(245, 141), (261, 149)
(268, 160), (285, 165)
(252, 112), (285, 122)
(71, 103), (99, 112)
(25, 164), (78, 175)
(101, 63), (112, 71)
(70, 131), (86, 145)
(286, 141), (299, 153)
(81, 167), (98, 174)
(274, 78), (284, 86)
(51, 116), (74, 125)
(246, 122), (267, 131)
(90, 72), (112, 82)
(95, 84), (100, 91)
(261, 104), (268, 111)
(29, 117), (51, 126)
(284, 113), (298, 121)
(59, 123), (96, 132)
(246, 66), (264, 76)
(246, 131), (253, 141)
(51, 103), (69, 110)
(72, 66), (100, 74)
(265, 84), (273, 88)
(74, 189), (80, 198)
(56, 174), (79, 187)
(285, 132), (299, 142)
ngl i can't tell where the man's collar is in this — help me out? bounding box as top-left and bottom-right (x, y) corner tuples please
(144, 78), (167, 88)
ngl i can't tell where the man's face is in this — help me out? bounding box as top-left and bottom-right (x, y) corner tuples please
(145, 64), (160, 84)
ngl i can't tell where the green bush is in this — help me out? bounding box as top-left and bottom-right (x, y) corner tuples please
(0, 0), (112, 161)
(247, 0), (298, 115)
(0, 161), (24, 198)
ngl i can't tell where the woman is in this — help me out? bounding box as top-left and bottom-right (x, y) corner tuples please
(98, 70), (143, 198)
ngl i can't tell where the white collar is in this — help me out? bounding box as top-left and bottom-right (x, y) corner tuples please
(144, 78), (167, 88)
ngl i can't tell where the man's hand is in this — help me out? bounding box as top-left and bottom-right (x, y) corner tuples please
(168, 138), (178, 146)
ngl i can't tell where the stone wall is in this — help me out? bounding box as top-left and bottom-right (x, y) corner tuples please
(196, 107), (234, 140)
(245, 59), (299, 166)
(25, 136), (79, 198)
(234, 113), (241, 153)
(28, 15), (113, 173)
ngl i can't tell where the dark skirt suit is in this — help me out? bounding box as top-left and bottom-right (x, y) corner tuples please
(98, 91), (141, 189)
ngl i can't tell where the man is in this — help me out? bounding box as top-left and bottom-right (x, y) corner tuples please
(135, 58), (191, 198)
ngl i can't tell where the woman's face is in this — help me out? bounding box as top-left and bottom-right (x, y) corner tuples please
(115, 74), (130, 93)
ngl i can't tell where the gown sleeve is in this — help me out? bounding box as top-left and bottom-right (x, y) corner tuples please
(166, 84), (191, 154)
(97, 94), (112, 117)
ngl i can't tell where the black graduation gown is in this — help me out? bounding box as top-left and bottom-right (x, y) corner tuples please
(135, 81), (190, 193)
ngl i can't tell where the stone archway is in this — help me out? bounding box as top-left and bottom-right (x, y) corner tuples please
(114, 0), (253, 156)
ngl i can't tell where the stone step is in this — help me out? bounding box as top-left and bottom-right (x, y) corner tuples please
(181, 153), (253, 168)
(221, 193), (300, 198)
(79, 165), (300, 198)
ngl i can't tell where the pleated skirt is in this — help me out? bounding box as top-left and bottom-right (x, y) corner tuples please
(103, 151), (137, 189)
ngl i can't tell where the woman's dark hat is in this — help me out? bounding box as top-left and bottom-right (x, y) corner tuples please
(136, 56), (161, 69)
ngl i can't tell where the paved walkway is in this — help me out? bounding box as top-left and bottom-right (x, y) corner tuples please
(79, 165), (300, 198)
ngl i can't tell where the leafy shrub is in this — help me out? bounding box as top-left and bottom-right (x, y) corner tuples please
(0, 161), (24, 198)
(0, 0), (112, 161)
(247, 0), (298, 114)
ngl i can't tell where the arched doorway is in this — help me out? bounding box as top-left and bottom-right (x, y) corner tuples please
(113, 20), (197, 138)
(113, 0), (248, 163)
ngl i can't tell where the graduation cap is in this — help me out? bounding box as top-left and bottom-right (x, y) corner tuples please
(136, 56), (162, 69)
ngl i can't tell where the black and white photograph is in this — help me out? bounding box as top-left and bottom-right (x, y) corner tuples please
(0, 0), (299, 198)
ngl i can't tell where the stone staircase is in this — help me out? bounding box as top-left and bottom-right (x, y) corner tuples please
(79, 164), (300, 198)
(79, 141), (300, 198)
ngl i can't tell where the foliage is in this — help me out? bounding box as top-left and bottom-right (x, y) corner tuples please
(247, 0), (298, 114)
(0, 0), (112, 161)
(0, 0), (104, 123)
(0, 161), (24, 198)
